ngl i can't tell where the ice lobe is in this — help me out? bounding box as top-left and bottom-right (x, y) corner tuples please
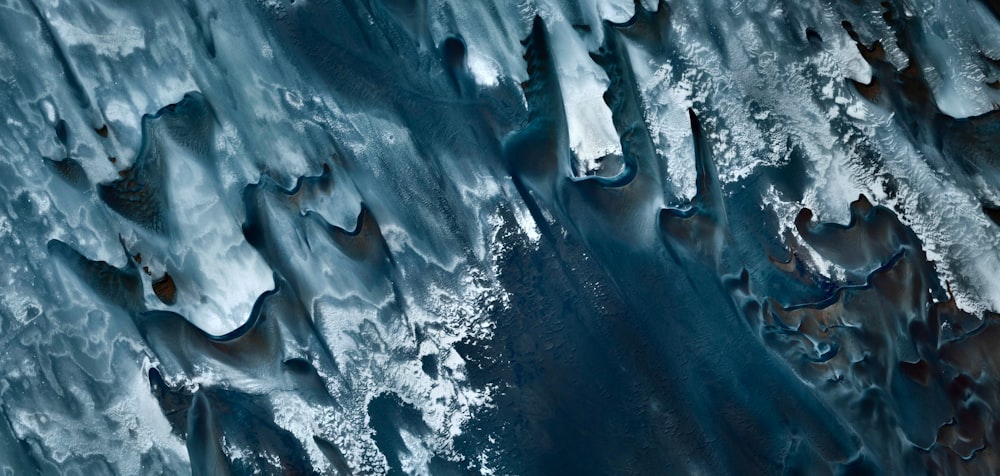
(94, 92), (274, 335)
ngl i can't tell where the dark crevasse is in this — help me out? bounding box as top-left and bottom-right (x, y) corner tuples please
(3, 0), (1000, 474)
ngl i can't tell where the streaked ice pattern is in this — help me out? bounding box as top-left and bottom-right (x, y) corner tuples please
(2, 0), (1000, 474)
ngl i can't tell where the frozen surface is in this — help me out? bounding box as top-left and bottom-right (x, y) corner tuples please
(3, 0), (1000, 474)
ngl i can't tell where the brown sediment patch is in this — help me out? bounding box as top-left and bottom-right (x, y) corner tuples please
(100, 149), (168, 233)
(841, 21), (885, 63)
(45, 157), (89, 188)
(768, 249), (798, 273)
(96, 124), (108, 137)
(328, 206), (387, 265)
(858, 41), (887, 63)
(153, 272), (177, 305)
(850, 77), (881, 101)
(899, 61), (935, 106)
(899, 359), (932, 385)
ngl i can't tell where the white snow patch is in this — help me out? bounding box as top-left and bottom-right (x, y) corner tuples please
(48, 16), (145, 57)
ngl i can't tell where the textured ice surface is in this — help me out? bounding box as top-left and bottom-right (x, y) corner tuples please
(3, 0), (1000, 474)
